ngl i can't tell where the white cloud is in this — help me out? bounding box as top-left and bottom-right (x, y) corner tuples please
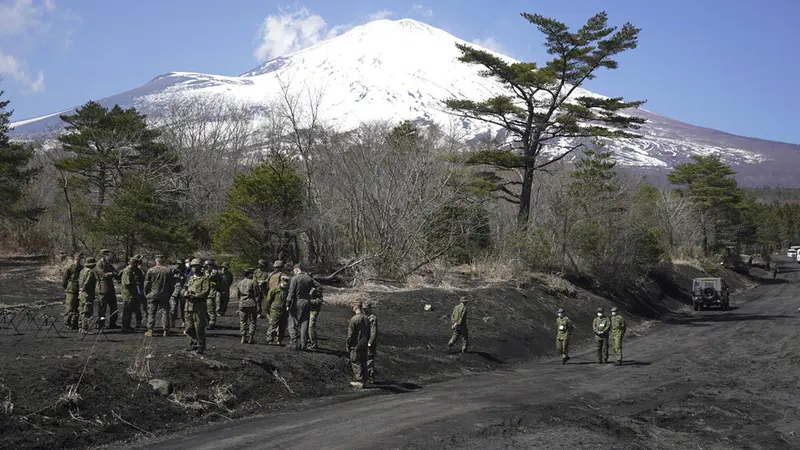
(472, 36), (508, 55)
(369, 9), (394, 21)
(253, 6), (353, 62)
(411, 4), (433, 18)
(0, 49), (45, 92)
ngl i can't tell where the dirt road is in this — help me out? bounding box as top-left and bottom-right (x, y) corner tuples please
(120, 259), (800, 450)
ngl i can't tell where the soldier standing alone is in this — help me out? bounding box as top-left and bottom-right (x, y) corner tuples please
(237, 268), (258, 344)
(593, 307), (611, 364)
(555, 307), (573, 364)
(346, 301), (371, 388)
(447, 297), (469, 353)
(77, 257), (98, 334)
(185, 258), (211, 354)
(62, 252), (84, 330)
(364, 301), (378, 383)
(611, 306), (627, 366)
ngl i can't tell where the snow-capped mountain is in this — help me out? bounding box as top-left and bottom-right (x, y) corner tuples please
(10, 18), (800, 186)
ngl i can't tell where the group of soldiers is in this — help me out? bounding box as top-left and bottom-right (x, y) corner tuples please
(556, 306), (627, 366)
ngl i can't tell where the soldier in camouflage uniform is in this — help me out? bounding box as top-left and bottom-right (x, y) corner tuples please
(120, 257), (142, 332)
(218, 262), (234, 316)
(237, 268), (258, 344)
(144, 255), (175, 337)
(185, 258), (211, 354)
(308, 273), (324, 350)
(364, 301), (378, 383)
(346, 301), (371, 388)
(593, 307), (611, 364)
(447, 297), (469, 353)
(133, 254), (146, 327)
(170, 261), (188, 327)
(62, 252), (84, 330)
(95, 249), (120, 329)
(287, 263), (322, 351)
(555, 307), (573, 364)
(610, 306), (627, 366)
(253, 260), (271, 318)
(265, 275), (290, 345)
(204, 259), (222, 330)
(77, 257), (98, 333)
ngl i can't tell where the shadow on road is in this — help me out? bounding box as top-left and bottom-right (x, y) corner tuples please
(758, 278), (791, 284)
(467, 351), (504, 364)
(365, 380), (422, 394)
(309, 347), (348, 357)
(663, 313), (795, 326)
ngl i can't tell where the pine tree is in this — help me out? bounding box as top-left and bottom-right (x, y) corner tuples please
(445, 11), (646, 228)
(0, 90), (41, 220)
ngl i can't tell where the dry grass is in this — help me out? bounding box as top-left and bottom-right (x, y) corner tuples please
(1, 383), (12, 415)
(530, 273), (578, 297)
(211, 382), (236, 411)
(39, 262), (67, 283)
(126, 337), (153, 382)
(58, 384), (82, 410)
(168, 390), (206, 411)
(671, 258), (705, 271)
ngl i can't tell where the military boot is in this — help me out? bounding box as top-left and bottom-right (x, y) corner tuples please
(248, 336), (256, 345)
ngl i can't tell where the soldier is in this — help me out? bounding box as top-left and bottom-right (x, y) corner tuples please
(771, 260), (778, 278)
(184, 258), (211, 354)
(95, 249), (120, 329)
(62, 252), (84, 330)
(610, 306), (627, 366)
(77, 257), (98, 334)
(203, 259), (222, 330)
(286, 263), (322, 351)
(253, 260), (270, 318)
(120, 257), (141, 333)
(143, 255), (175, 337)
(132, 254), (146, 328)
(237, 268), (258, 344)
(308, 273), (324, 350)
(265, 275), (290, 345)
(447, 297), (469, 353)
(218, 262), (234, 316)
(364, 301), (378, 383)
(346, 301), (371, 388)
(593, 307), (611, 364)
(555, 307), (573, 364)
(170, 261), (188, 327)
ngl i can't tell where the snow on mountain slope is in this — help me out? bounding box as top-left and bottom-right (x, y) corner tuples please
(10, 18), (800, 185)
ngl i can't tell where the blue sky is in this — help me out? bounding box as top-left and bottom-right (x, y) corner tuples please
(1, 0), (798, 144)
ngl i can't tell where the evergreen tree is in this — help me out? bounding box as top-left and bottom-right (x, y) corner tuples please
(445, 11), (646, 228)
(0, 90), (42, 220)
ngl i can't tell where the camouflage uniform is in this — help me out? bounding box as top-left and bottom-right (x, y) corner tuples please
(94, 250), (119, 329)
(308, 277), (324, 349)
(364, 303), (378, 383)
(252, 260), (271, 317)
(218, 263), (234, 316)
(287, 267), (322, 350)
(144, 259), (175, 336)
(204, 260), (222, 329)
(62, 255), (83, 330)
(555, 308), (573, 364)
(265, 278), (289, 344)
(593, 308), (611, 364)
(185, 259), (211, 353)
(77, 258), (98, 333)
(611, 307), (627, 366)
(347, 305), (371, 385)
(170, 263), (187, 325)
(447, 297), (469, 353)
(237, 270), (258, 344)
(133, 255), (146, 326)
(120, 259), (142, 332)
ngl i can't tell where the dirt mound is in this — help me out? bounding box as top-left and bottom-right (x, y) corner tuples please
(0, 262), (766, 449)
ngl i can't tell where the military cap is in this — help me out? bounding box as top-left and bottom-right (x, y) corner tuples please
(557, 308), (565, 314)
(221, 262), (230, 268)
(190, 258), (203, 267)
(273, 260), (284, 268)
(84, 257), (97, 267)
(99, 248), (111, 254)
(597, 307), (604, 313)
(244, 267), (255, 274)
(459, 296), (468, 302)
(258, 259), (267, 266)
(611, 306), (618, 312)
(204, 259), (215, 266)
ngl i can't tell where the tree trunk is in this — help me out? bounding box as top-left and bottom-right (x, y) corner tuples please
(60, 175), (77, 251)
(517, 165), (535, 229)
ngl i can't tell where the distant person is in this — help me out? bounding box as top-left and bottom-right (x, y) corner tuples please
(308, 273), (324, 350)
(218, 262), (234, 316)
(62, 251), (84, 330)
(555, 307), (573, 364)
(185, 258), (211, 354)
(170, 261), (188, 327)
(77, 257), (98, 334)
(253, 259), (271, 318)
(364, 301), (378, 383)
(447, 297), (469, 353)
(204, 259), (221, 330)
(94, 249), (120, 329)
(593, 307), (611, 364)
(610, 306), (627, 366)
(143, 255), (175, 337)
(237, 268), (258, 344)
(133, 254), (146, 326)
(286, 263), (322, 351)
(265, 275), (290, 345)
(346, 301), (371, 388)
(120, 257), (142, 332)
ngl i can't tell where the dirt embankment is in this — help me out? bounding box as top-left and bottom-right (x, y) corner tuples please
(0, 259), (765, 450)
